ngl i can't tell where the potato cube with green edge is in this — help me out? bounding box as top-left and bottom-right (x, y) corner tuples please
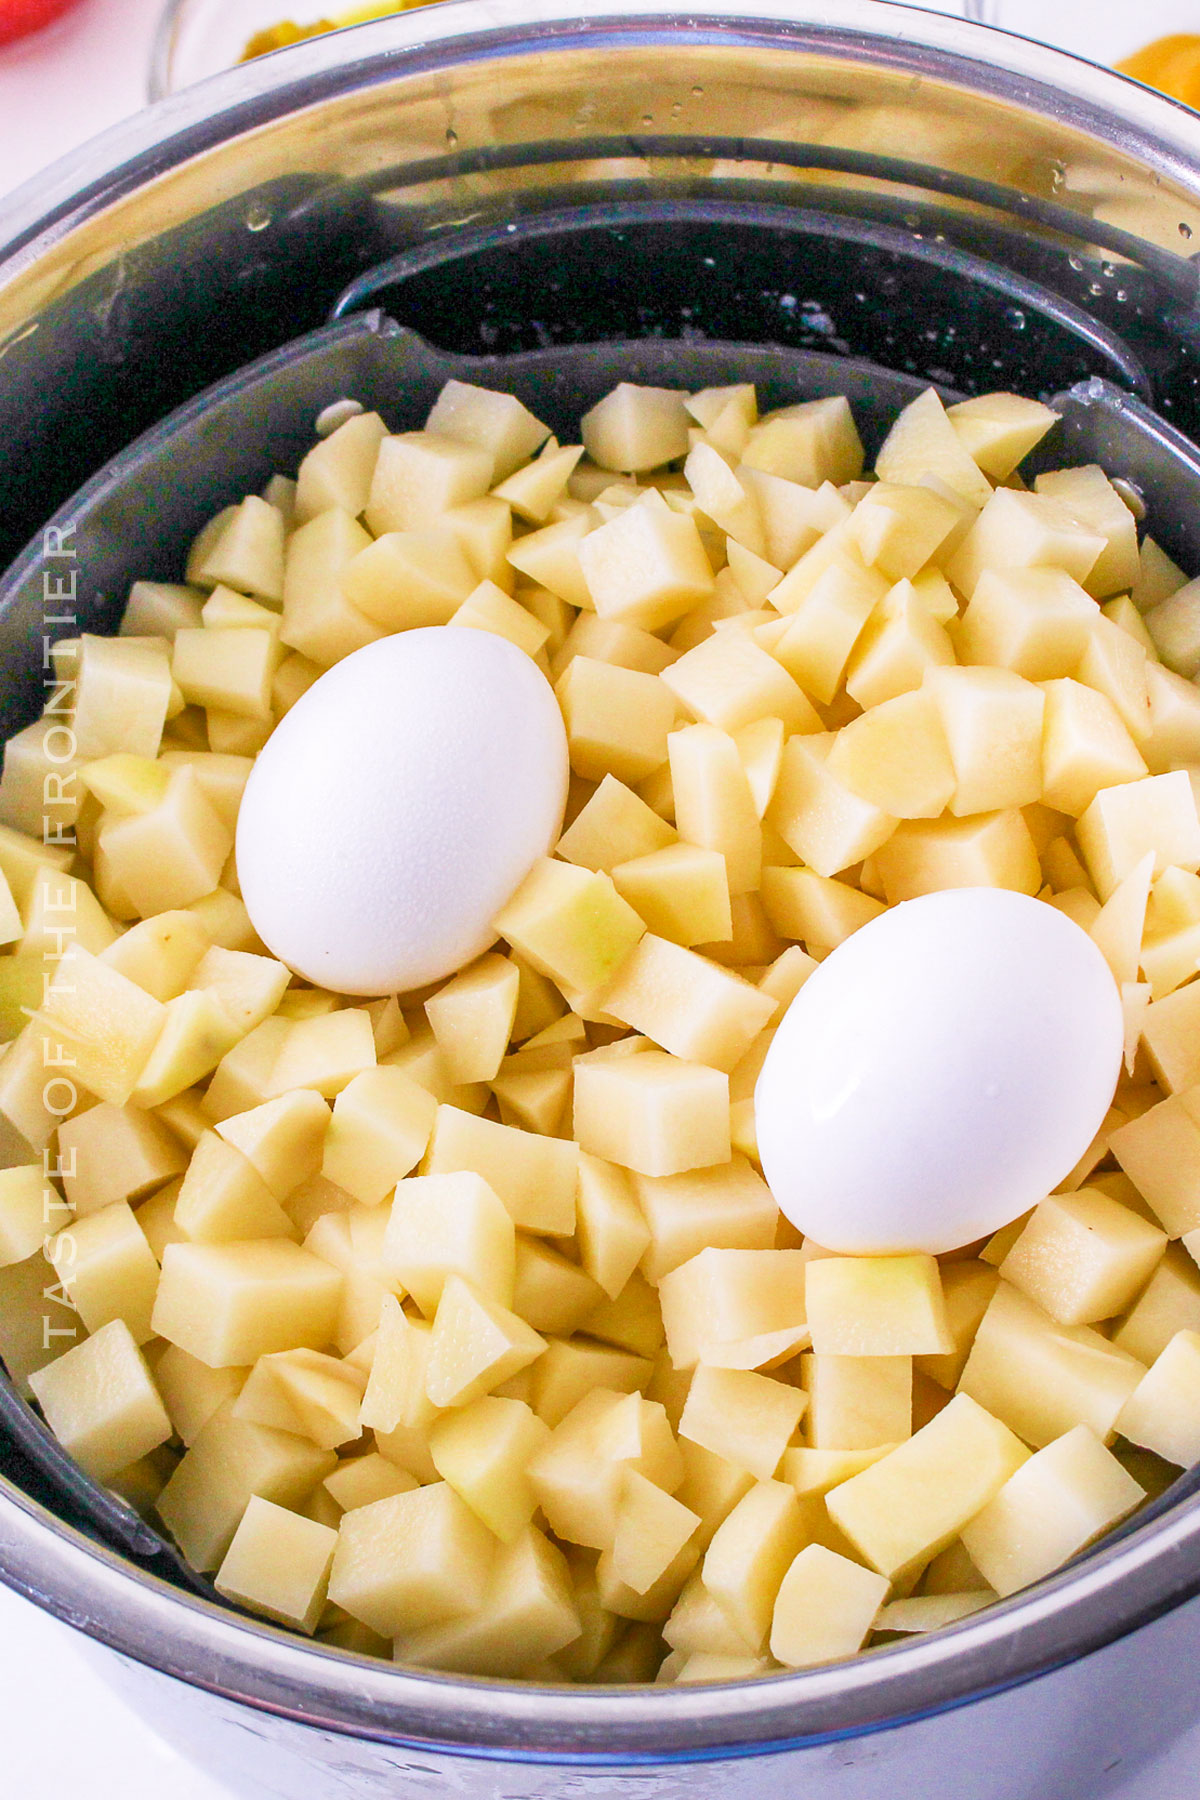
(960, 1425), (1144, 1599)
(382, 1171), (515, 1315)
(575, 1154), (651, 1300)
(153, 1343), (247, 1446)
(265, 1009), (377, 1099)
(151, 1238), (342, 1368)
(1116, 1329), (1200, 1467)
(319, 1067), (436, 1207)
(215, 1495), (338, 1633)
(429, 1394), (551, 1540)
(425, 1275), (546, 1410)
(216, 1088), (331, 1200)
(493, 857), (646, 996)
(358, 1296), (440, 1435)
(1077, 771), (1200, 901)
(668, 723), (762, 896)
(679, 1365), (807, 1481)
(801, 1353), (912, 1451)
(0, 1164), (54, 1266)
(328, 1480), (497, 1639)
(659, 1248), (807, 1370)
(47, 1200), (160, 1345)
(394, 1525), (580, 1679)
(959, 1280), (1145, 1448)
(999, 1189), (1167, 1327)
(323, 1453), (418, 1514)
(700, 1478), (810, 1653)
(173, 1130), (296, 1244)
(804, 1255), (953, 1357)
(30, 1318), (171, 1483)
(633, 1155), (776, 1283)
(573, 1049), (730, 1178)
(555, 656), (676, 786)
(36, 941), (167, 1106)
(582, 383), (690, 472)
(424, 1104), (579, 1236)
(765, 733), (897, 879)
(826, 1392), (1029, 1583)
(770, 1543), (890, 1669)
(598, 934), (777, 1075)
(424, 954), (519, 1086)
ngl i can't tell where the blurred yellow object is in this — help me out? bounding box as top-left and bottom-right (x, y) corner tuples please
(242, 0), (437, 59)
(1118, 35), (1200, 109)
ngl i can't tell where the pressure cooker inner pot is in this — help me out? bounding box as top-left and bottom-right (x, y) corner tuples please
(5, 4), (1200, 1733)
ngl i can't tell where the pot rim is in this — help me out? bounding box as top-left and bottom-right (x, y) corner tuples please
(3, 0), (1200, 1758)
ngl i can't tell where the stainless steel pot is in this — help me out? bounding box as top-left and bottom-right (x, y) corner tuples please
(4, 7), (1200, 1795)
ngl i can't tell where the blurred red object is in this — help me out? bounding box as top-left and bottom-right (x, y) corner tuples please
(0, 0), (83, 45)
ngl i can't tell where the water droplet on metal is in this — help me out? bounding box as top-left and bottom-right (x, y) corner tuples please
(1004, 306), (1027, 331)
(1068, 254), (1084, 272)
(245, 203), (272, 233)
(445, 127), (459, 148)
(1181, 222), (1194, 240)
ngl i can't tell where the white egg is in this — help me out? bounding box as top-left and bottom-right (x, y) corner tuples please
(236, 627), (568, 995)
(755, 888), (1124, 1256)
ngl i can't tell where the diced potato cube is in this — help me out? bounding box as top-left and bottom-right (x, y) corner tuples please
(173, 1130), (294, 1243)
(324, 1452), (417, 1514)
(766, 733), (896, 878)
(960, 1281), (1144, 1447)
(48, 1199), (160, 1343)
(957, 567), (1097, 681)
(764, 556), (886, 703)
(1077, 615), (1152, 746)
(1114, 1246), (1200, 1364)
(1117, 1329), (1200, 1466)
(662, 630), (820, 738)
(659, 1248), (807, 1369)
(216, 1088), (330, 1200)
(57, 1101), (184, 1218)
(826, 689), (955, 819)
(396, 1526), (580, 1678)
(494, 443), (585, 527)
(582, 384), (690, 473)
(1143, 663), (1200, 773)
(849, 481), (961, 582)
(279, 510), (382, 667)
(611, 842), (732, 949)
(156, 1402), (334, 1570)
(232, 1345), (365, 1449)
(760, 866), (885, 951)
(961, 1425), (1143, 1598)
(340, 528), (477, 629)
(425, 1275), (546, 1409)
(805, 1255), (952, 1356)
(506, 515), (594, 609)
(151, 1238), (341, 1368)
(98, 767), (231, 916)
(611, 1470), (700, 1596)
(294, 410), (387, 523)
(947, 488), (1104, 599)
(153, 1343), (246, 1446)
(845, 578), (956, 710)
(599, 935), (775, 1075)
(1077, 772), (1200, 901)
(668, 724), (763, 895)
(743, 396), (863, 489)
(358, 1295), (439, 1435)
(1040, 678), (1149, 817)
(37, 941), (167, 1106)
(679, 1365), (806, 1480)
(316, 1067), (436, 1208)
(945, 392), (1058, 481)
(634, 1155), (776, 1283)
(827, 1392), (1028, 1582)
(383, 1170), (515, 1315)
(556, 657), (675, 785)
(425, 1104), (579, 1235)
(172, 627), (278, 720)
(579, 492), (714, 632)
(574, 1049), (729, 1178)
(69, 634), (174, 761)
(527, 1391), (632, 1548)
(428, 1394), (550, 1540)
(875, 1592), (992, 1633)
(494, 857), (646, 997)
(781, 1443), (896, 1498)
(216, 1495), (337, 1633)
(99, 909), (210, 1002)
(1034, 465), (1140, 599)
(121, 579), (205, 640)
(451, 579), (551, 657)
(916, 1259), (999, 1389)
(366, 431), (494, 536)
(1141, 980), (1200, 1094)
(266, 1010), (376, 1100)
(0, 1164), (52, 1266)
(999, 1189), (1166, 1326)
(30, 1318), (171, 1482)
(873, 809), (1041, 904)
(770, 1543), (889, 1668)
(426, 380), (548, 482)
(664, 1572), (759, 1659)
(701, 1479), (809, 1652)
(512, 1237), (602, 1335)
(557, 775), (676, 875)
(1110, 1092), (1200, 1235)
(925, 665), (1044, 815)
(802, 1353), (912, 1450)
(875, 389), (993, 510)
(188, 496), (285, 602)
(328, 1480), (497, 1637)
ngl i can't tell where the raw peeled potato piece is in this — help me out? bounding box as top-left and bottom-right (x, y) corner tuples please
(3, 373), (1200, 1687)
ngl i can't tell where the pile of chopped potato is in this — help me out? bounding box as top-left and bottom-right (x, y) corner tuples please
(2, 372), (1200, 1686)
